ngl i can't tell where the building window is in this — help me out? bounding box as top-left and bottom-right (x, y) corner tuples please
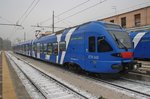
(89, 36), (95, 52)
(134, 14), (141, 27)
(110, 20), (114, 23)
(121, 17), (126, 28)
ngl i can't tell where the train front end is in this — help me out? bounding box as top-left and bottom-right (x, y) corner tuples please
(85, 22), (141, 74)
(104, 23), (141, 73)
(108, 30), (141, 73)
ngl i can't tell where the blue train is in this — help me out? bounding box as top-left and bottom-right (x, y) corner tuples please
(130, 29), (150, 59)
(13, 21), (141, 74)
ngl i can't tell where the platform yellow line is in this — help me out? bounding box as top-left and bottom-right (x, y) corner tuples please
(2, 52), (17, 99)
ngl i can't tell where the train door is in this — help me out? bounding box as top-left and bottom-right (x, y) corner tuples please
(84, 33), (100, 72)
(36, 43), (40, 59)
(85, 33), (113, 72)
(50, 42), (58, 63)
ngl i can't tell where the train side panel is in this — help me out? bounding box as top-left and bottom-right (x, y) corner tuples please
(130, 30), (150, 59)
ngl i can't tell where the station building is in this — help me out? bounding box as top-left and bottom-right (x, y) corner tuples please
(100, 6), (150, 30)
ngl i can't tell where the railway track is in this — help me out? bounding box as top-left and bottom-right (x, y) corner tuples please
(85, 74), (150, 99)
(6, 52), (95, 99)
(137, 60), (150, 67)
(129, 60), (150, 76)
(9, 52), (150, 99)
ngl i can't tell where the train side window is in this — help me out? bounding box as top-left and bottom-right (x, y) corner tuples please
(28, 45), (29, 51)
(37, 43), (40, 53)
(40, 43), (43, 53)
(89, 36), (96, 52)
(97, 37), (113, 52)
(26, 45), (28, 51)
(35, 44), (37, 52)
(29, 45), (31, 51)
(33, 44), (37, 52)
(23, 45), (26, 52)
(32, 44), (34, 51)
(43, 43), (47, 54)
(52, 42), (58, 55)
(59, 41), (66, 52)
(47, 43), (52, 55)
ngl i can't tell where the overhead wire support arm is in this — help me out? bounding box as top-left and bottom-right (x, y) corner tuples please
(0, 23), (22, 27)
(31, 25), (65, 29)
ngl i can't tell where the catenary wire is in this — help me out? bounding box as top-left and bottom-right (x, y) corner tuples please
(39, 0), (90, 24)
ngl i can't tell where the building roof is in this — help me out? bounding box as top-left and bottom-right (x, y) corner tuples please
(99, 6), (150, 20)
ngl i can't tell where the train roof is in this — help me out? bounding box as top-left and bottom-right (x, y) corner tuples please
(17, 40), (32, 46)
(55, 21), (122, 34)
(129, 29), (150, 38)
(15, 21), (122, 46)
(34, 21), (122, 41)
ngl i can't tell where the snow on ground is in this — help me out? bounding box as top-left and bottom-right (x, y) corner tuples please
(6, 52), (44, 99)
(6, 52), (97, 99)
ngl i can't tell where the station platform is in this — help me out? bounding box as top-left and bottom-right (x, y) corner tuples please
(2, 52), (17, 99)
(1, 52), (31, 99)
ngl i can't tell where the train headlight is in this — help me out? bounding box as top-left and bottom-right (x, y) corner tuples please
(134, 64), (138, 69)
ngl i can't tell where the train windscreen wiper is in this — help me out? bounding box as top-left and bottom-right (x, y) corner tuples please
(113, 34), (128, 51)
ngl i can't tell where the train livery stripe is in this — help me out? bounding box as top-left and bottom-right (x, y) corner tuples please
(45, 55), (50, 60)
(133, 32), (146, 48)
(56, 34), (62, 63)
(31, 40), (35, 57)
(37, 53), (40, 58)
(32, 51), (35, 57)
(60, 51), (65, 64)
(60, 28), (76, 64)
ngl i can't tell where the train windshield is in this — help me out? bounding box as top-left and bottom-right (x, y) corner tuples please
(108, 30), (132, 49)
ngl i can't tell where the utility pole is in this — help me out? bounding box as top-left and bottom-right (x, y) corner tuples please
(24, 32), (26, 41)
(52, 11), (54, 33)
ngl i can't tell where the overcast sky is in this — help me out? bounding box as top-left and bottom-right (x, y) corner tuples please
(0, 0), (150, 43)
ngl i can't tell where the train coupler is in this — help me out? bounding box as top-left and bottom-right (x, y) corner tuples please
(122, 61), (141, 71)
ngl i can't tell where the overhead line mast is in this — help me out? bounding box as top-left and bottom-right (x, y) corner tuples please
(52, 11), (54, 33)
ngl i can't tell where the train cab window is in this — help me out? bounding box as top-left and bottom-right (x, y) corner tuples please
(59, 42), (66, 52)
(52, 42), (58, 55)
(97, 37), (113, 52)
(47, 43), (52, 55)
(89, 36), (96, 52)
